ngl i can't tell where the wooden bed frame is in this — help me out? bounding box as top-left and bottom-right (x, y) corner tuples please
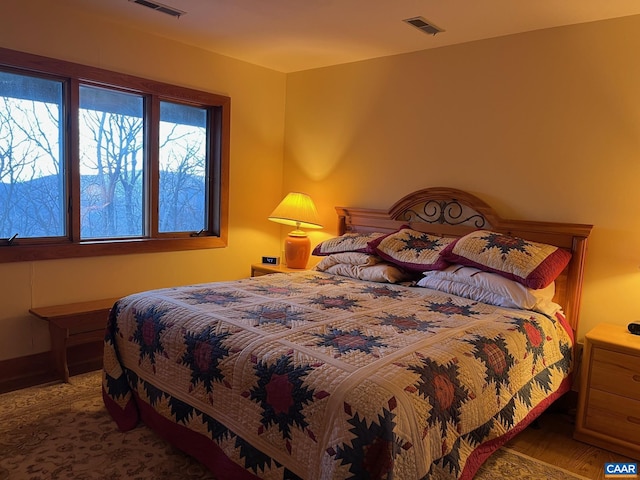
(336, 187), (593, 334)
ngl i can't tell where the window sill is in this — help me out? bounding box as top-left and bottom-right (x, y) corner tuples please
(0, 236), (227, 263)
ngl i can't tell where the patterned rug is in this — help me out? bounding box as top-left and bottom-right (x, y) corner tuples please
(0, 371), (589, 480)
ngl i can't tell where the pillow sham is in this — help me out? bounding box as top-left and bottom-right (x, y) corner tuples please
(312, 232), (387, 256)
(439, 230), (571, 289)
(416, 265), (560, 315)
(373, 228), (454, 272)
(314, 253), (411, 283)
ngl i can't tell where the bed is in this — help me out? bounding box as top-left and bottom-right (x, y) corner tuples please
(102, 187), (592, 480)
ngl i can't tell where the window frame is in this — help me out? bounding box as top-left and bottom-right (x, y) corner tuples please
(0, 47), (230, 263)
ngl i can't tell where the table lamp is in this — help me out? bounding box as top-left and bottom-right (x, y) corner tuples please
(268, 192), (322, 268)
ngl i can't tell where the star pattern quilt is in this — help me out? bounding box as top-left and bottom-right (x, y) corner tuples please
(103, 270), (573, 480)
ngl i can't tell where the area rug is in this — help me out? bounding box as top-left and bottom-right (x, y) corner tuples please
(0, 371), (590, 480)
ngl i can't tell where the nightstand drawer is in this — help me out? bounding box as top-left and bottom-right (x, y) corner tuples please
(591, 348), (640, 400)
(585, 389), (640, 445)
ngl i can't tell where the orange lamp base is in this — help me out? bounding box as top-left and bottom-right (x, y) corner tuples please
(284, 234), (310, 269)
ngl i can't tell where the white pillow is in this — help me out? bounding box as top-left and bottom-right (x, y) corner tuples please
(322, 263), (411, 283)
(416, 265), (561, 316)
(314, 252), (411, 283)
(314, 252), (381, 270)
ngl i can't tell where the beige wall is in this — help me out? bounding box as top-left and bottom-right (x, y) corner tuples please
(284, 15), (640, 341)
(2, 4), (639, 363)
(0, 0), (287, 360)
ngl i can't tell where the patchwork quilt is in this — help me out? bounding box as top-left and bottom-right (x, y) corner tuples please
(103, 271), (573, 480)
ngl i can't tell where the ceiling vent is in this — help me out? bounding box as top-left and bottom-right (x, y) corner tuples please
(129, 0), (186, 18)
(403, 17), (444, 36)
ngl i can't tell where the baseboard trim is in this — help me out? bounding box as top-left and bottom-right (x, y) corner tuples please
(0, 341), (103, 394)
(0, 351), (55, 394)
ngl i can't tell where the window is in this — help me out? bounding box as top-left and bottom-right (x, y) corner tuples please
(0, 71), (65, 239)
(158, 101), (208, 234)
(79, 86), (145, 239)
(0, 48), (229, 263)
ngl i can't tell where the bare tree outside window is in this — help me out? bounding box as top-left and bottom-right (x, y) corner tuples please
(159, 101), (207, 233)
(0, 71), (64, 239)
(79, 86), (144, 239)
(0, 47), (229, 263)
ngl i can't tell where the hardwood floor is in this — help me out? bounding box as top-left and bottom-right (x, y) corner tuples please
(506, 406), (637, 480)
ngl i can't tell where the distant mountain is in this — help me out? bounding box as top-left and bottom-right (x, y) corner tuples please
(0, 171), (206, 239)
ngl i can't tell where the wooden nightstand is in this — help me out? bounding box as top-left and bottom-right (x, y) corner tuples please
(250, 263), (307, 277)
(574, 323), (640, 459)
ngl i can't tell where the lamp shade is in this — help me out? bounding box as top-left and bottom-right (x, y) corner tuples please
(268, 192), (322, 269)
(268, 192), (322, 231)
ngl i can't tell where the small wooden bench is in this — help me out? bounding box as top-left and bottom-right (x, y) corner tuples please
(29, 297), (120, 382)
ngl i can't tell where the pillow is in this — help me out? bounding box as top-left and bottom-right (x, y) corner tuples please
(321, 263), (411, 284)
(372, 228), (454, 272)
(314, 252), (382, 269)
(439, 230), (571, 289)
(312, 232), (387, 256)
(314, 253), (411, 283)
(416, 265), (560, 315)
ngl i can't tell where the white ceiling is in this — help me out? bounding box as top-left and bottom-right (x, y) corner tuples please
(62, 0), (640, 73)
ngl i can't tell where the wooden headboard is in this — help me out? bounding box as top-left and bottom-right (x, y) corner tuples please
(335, 187), (593, 334)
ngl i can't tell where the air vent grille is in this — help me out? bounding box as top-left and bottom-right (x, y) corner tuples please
(403, 17), (444, 36)
(129, 0), (186, 18)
